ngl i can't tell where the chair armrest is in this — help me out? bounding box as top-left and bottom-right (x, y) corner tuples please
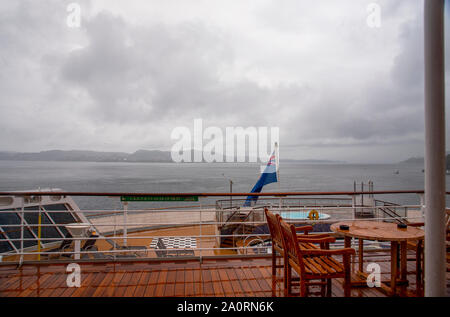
(302, 248), (356, 256)
(297, 233), (330, 239)
(295, 225), (313, 233)
(84, 245), (98, 252)
(296, 236), (336, 244)
(61, 244), (72, 252)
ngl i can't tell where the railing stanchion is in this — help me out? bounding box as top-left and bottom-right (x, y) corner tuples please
(38, 208), (41, 262)
(113, 208), (117, 260)
(19, 196), (24, 266)
(37, 189), (42, 261)
(351, 194), (356, 220)
(123, 201), (128, 247)
(419, 193), (425, 218)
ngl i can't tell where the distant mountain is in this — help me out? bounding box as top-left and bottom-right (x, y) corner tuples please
(0, 149), (347, 164)
(127, 150), (172, 162)
(400, 157), (424, 164)
(281, 159), (346, 164)
(400, 155), (450, 170)
(0, 150), (172, 163)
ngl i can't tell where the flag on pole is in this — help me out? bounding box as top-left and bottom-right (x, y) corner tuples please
(243, 146), (278, 207)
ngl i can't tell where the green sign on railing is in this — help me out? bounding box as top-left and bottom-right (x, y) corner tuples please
(120, 195), (199, 202)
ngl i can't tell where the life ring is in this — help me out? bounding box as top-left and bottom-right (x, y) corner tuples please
(308, 209), (319, 220)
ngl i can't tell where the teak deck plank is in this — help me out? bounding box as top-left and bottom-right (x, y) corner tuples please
(154, 268), (168, 297)
(217, 268), (233, 296)
(133, 270), (151, 297)
(33, 273), (61, 297)
(225, 267), (245, 296)
(193, 267), (202, 296)
(92, 270), (115, 297)
(17, 272), (52, 297)
(83, 271), (108, 297)
(164, 269), (177, 296)
(124, 271), (143, 297)
(144, 269), (160, 297)
(210, 269), (225, 297)
(103, 270), (125, 297)
(250, 267), (271, 297)
(174, 269), (185, 297)
(234, 267), (256, 297)
(184, 268), (195, 297)
(45, 273), (68, 297)
(201, 268), (214, 296)
(114, 272), (133, 297)
(0, 255), (445, 297)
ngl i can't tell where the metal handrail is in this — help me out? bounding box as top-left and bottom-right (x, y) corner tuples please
(0, 190), (438, 264)
(0, 189), (443, 197)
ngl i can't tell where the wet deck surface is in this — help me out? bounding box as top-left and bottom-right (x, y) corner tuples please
(1, 253), (446, 297)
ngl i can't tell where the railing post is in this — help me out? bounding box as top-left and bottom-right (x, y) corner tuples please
(419, 193), (425, 218)
(37, 208), (41, 262)
(113, 209), (117, 260)
(38, 189), (42, 262)
(20, 196), (24, 265)
(424, 0), (446, 297)
(123, 201), (128, 247)
(351, 194), (356, 220)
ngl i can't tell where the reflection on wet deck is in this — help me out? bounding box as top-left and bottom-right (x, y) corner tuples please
(2, 253), (446, 297)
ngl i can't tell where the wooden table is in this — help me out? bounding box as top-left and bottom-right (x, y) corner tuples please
(330, 220), (424, 296)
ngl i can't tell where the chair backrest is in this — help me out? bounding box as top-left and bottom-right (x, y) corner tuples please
(264, 208), (284, 249)
(277, 214), (305, 273)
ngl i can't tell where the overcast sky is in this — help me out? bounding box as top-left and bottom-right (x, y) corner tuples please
(0, 0), (449, 163)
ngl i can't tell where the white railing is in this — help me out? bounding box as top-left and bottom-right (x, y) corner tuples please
(0, 191), (430, 264)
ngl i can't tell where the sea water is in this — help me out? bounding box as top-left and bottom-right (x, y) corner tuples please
(0, 160), (446, 211)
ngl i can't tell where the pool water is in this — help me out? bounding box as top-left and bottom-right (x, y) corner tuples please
(280, 211), (331, 220)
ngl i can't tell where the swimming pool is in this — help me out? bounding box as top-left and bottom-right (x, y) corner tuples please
(280, 211), (331, 220)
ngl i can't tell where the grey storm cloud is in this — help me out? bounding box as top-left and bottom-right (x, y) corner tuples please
(60, 11), (277, 126)
(0, 0), (447, 162)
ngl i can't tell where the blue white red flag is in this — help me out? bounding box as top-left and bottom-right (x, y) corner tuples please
(243, 150), (278, 207)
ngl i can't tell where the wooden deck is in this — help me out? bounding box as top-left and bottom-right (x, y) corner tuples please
(1, 253), (447, 297)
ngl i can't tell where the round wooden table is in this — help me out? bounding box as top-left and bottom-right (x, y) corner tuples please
(330, 220), (424, 296)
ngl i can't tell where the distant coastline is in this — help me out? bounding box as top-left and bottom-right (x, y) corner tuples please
(0, 149), (345, 164)
(0, 150), (172, 163)
(4, 150), (450, 166)
(399, 155), (450, 170)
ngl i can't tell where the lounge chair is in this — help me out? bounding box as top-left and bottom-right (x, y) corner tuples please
(42, 232), (74, 259)
(105, 238), (148, 257)
(155, 238), (179, 258)
(175, 248), (195, 256)
(81, 244), (138, 260)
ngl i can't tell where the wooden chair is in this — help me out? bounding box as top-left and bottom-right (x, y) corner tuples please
(264, 208), (289, 295)
(405, 222), (424, 294)
(406, 210), (449, 295)
(403, 209), (450, 297)
(264, 208), (336, 296)
(277, 215), (355, 297)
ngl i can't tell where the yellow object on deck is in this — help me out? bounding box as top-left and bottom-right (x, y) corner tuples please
(308, 209), (319, 220)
